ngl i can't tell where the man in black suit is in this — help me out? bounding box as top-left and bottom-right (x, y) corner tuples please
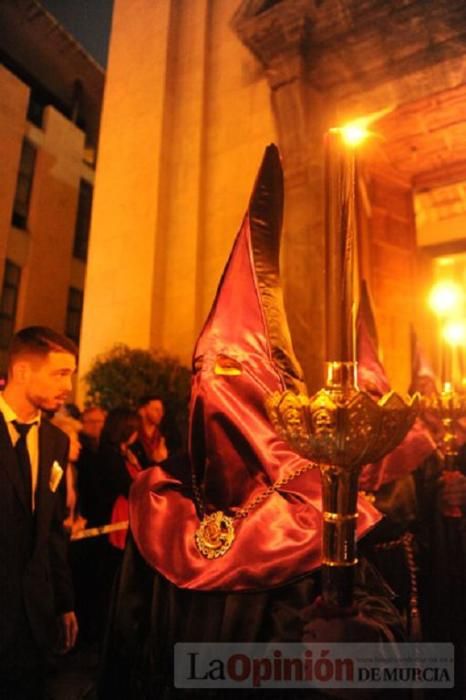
(0, 326), (78, 699)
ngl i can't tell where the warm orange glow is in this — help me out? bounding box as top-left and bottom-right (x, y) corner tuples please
(332, 105), (395, 147)
(428, 281), (463, 317)
(442, 319), (466, 346)
(330, 121), (370, 147)
(339, 124), (368, 146)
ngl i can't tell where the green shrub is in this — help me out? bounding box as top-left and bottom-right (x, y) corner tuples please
(84, 344), (191, 445)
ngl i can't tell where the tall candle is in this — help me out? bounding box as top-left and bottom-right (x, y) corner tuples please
(324, 129), (357, 363)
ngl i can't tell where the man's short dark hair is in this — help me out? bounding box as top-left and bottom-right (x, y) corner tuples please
(8, 326), (78, 367)
(138, 394), (164, 409)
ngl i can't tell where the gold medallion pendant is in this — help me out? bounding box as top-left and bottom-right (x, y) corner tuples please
(195, 511), (235, 559)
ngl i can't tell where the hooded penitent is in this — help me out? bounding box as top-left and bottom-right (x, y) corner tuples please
(409, 325), (438, 396)
(130, 145), (380, 591)
(408, 326), (466, 447)
(356, 280), (390, 398)
(357, 282), (435, 492)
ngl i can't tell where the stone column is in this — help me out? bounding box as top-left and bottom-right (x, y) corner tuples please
(233, 0), (327, 391)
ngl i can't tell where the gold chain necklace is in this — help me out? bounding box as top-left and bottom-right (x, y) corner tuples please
(192, 460), (318, 559)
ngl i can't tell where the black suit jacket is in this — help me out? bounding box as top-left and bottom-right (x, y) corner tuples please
(0, 415), (74, 655)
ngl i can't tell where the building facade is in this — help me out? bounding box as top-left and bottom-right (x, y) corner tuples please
(0, 0), (104, 373)
(76, 0), (466, 395)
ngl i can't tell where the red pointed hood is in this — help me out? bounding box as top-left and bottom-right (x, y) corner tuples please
(356, 280), (390, 397)
(409, 325), (438, 395)
(130, 145), (380, 591)
(189, 145), (306, 511)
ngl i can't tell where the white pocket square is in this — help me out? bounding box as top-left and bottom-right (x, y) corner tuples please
(49, 461), (64, 492)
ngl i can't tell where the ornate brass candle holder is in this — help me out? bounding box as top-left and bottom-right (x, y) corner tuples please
(422, 387), (465, 462)
(266, 360), (419, 607)
(421, 386), (466, 517)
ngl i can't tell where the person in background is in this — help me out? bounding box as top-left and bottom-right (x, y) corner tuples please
(358, 289), (466, 697)
(50, 413), (99, 654)
(51, 413), (86, 534)
(133, 395), (168, 467)
(98, 408), (143, 550)
(81, 405), (106, 451)
(0, 326), (78, 700)
(76, 405), (107, 527)
(69, 405), (108, 650)
(96, 408), (143, 638)
(98, 409), (141, 518)
(51, 414), (86, 536)
(62, 402), (81, 420)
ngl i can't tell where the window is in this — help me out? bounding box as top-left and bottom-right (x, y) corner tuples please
(66, 287), (84, 344)
(73, 180), (93, 261)
(11, 139), (36, 230)
(0, 261), (21, 349)
(27, 89), (46, 128)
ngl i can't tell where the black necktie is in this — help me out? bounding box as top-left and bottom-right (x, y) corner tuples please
(12, 420), (35, 509)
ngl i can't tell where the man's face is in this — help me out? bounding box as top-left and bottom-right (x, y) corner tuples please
(23, 351), (76, 412)
(142, 399), (164, 426)
(82, 408), (106, 439)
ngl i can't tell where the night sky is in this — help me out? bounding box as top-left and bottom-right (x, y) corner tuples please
(40, 0), (114, 68)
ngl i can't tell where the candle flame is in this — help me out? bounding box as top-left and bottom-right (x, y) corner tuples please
(428, 281), (463, 317)
(340, 124), (368, 146)
(331, 105), (395, 147)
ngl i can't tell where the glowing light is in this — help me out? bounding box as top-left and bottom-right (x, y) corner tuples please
(442, 319), (466, 346)
(331, 105), (395, 147)
(428, 281), (463, 317)
(330, 121), (370, 147)
(340, 124), (368, 146)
